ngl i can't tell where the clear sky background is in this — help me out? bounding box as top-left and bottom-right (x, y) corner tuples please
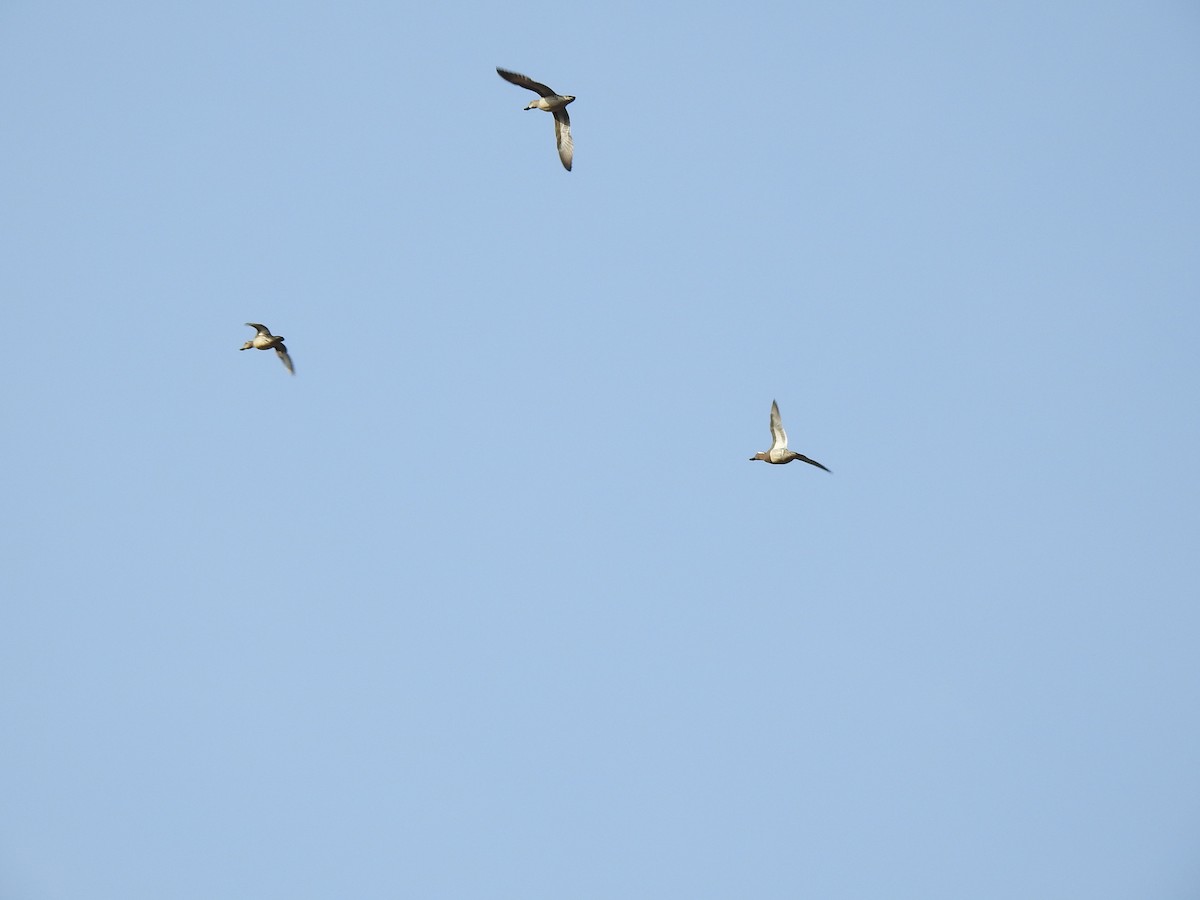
(2, 1), (1198, 897)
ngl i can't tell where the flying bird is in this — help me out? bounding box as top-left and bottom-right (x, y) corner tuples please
(750, 400), (829, 471)
(496, 67), (575, 171)
(240, 323), (294, 375)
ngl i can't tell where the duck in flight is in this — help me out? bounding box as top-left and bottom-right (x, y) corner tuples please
(496, 67), (575, 171)
(750, 400), (829, 471)
(240, 323), (294, 375)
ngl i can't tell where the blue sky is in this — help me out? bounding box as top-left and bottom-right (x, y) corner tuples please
(2, 1), (1198, 897)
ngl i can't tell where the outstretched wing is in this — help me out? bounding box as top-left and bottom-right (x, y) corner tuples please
(553, 110), (573, 171)
(793, 453), (830, 473)
(245, 322), (272, 336)
(275, 344), (295, 375)
(496, 67), (557, 98)
(769, 400), (788, 451)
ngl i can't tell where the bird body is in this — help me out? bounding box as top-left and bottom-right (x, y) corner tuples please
(523, 94), (572, 112)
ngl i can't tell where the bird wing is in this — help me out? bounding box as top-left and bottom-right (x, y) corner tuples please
(245, 322), (272, 336)
(769, 400), (788, 451)
(496, 67), (557, 98)
(275, 343), (294, 375)
(794, 454), (830, 473)
(554, 110), (573, 171)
